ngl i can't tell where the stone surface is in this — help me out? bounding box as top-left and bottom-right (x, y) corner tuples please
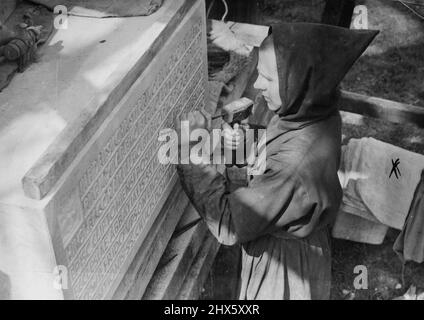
(143, 206), (208, 300)
(58, 3), (207, 300)
(0, 0), (208, 300)
(113, 183), (189, 300)
(0, 0), (199, 204)
(0, 203), (63, 299)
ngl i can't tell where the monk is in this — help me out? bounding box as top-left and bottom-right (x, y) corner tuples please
(175, 23), (378, 300)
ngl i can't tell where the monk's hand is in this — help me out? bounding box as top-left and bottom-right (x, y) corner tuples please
(222, 123), (249, 150)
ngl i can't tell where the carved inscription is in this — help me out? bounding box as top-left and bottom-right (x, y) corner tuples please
(62, 15), (206, 299)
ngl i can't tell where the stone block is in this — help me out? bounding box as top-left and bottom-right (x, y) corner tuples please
(0, 0), (208, 300)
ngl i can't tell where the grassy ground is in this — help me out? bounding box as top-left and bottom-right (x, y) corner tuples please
(334, 0), (424, 299)
(202, 0), (424, 300)
(342, 0), (424, 106)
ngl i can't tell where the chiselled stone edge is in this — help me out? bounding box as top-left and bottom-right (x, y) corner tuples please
(21, 0), (199, 201)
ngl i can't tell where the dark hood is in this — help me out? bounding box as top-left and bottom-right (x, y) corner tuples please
(267, 23), (378, 131)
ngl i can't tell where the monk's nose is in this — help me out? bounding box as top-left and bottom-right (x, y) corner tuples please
(253, 76), (266, 91)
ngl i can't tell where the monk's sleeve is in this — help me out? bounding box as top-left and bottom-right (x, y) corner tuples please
(176, 157), (318, 245)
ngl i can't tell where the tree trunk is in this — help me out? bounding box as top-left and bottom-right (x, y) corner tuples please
(321, 0), (356, 28)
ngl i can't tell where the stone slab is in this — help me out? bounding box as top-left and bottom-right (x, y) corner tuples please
(52, 1), (207, 299)
(173, 201), (201, 238)
(0, 0), (199, 204)
(113, 182), (189, 300)
(0, 0), (208, 300)
(332, 210), (389, 245)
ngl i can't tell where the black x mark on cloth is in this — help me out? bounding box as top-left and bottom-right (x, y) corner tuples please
(389, 158), (401, 179)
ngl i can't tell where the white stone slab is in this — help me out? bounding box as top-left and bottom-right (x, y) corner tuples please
(0, 0), (194, 204)
(0, 0), (208, 300)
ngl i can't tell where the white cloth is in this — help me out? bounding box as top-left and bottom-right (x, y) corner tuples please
(337, 137), (424, 229)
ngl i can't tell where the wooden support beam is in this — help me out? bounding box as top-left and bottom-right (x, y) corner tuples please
(339, 90), (424, 128)
(142, 206), (208, 300)
(176, 234), (220, 300)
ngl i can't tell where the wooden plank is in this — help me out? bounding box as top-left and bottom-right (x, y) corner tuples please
(176, 233), (220, 300)
(332, 210), (389, 245)
(142, 206), (208, 300)
(339, 90), (424, 128)
(173, 202), (201, 238)
(112, 182), (189, 300)
(44, 1), (207, 300)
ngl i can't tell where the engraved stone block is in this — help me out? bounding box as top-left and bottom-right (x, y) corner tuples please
(0, 0), (207, 300)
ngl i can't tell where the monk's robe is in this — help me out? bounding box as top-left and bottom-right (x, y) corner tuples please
(177, 23), (378, 300)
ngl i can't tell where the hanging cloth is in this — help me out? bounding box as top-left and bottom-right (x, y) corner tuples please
(393, 170), (424, 263)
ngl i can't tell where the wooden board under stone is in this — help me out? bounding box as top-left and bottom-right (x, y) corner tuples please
(339, 90), (424, 129)
(112, 182), (189, 300)
(176, 233), (220, 300)
(173, 200), (201, 238)
(143, 206), (208, 300)
(332, 210), (389, 245)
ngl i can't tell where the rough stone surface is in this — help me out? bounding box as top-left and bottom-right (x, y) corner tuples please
(0, 0), (208, 300)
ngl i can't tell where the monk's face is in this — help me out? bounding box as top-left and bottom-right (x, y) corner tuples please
(254, 38), (282, 111)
